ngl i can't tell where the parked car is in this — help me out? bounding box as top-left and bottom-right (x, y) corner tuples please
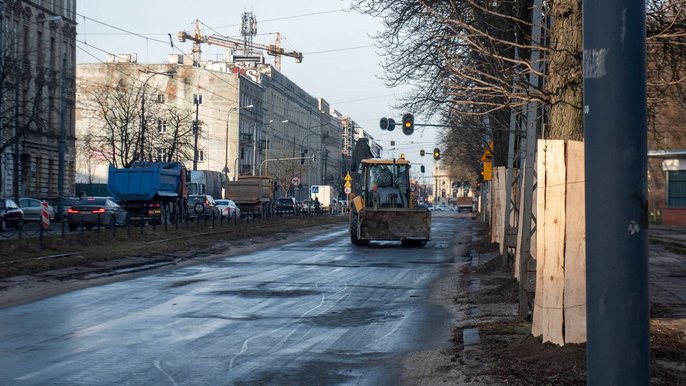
(215, 199), (241, 219)
(188, 194), (220, 219)
(0, 198), (23, 231)
(274, 197), (297, 215)
(298, 199), (314, 214)
(66, 197), (128, 231)
(19, 198), (55, 221)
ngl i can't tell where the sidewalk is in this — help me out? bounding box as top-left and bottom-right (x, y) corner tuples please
(649, 225), (686, 318)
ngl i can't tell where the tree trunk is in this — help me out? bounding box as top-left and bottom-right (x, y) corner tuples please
(546, 0), (584, 141)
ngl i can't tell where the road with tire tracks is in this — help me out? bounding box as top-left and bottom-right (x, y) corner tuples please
(0, 212), (471, 385)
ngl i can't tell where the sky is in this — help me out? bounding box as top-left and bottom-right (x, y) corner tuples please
(75, 0), (440, 175)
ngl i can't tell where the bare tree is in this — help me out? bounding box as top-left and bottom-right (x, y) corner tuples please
(148, 104), (195, 163)
(78, 79), (195, 168)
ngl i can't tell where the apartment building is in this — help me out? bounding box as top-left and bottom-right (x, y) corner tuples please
(0, 0), (77, 199)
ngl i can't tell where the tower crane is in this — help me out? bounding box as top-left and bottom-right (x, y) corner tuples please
(178, 17), (303, 72)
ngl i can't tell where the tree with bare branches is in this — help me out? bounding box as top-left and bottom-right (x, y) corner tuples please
(77, 79), (194, 169)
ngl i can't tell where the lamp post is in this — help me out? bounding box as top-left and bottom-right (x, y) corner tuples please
(224, 104), (253, 179)
(264, 119), (288, 176)
(138, 69), (176, 161)
(192, 93), (203, 170)
(46, 15), (67, 222)
(300, 131), (320, 193)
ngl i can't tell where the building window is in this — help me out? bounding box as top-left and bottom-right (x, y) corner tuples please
(156, 147), (165, 162)
(157, 119), (166, 133)
(199, 150), (205, 162)
(667, 170), (686, 207)
(156, 94), (165, 103)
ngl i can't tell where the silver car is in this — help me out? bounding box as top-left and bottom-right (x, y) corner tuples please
(215, 199), (241, 218)
(19, 198), (55, 222)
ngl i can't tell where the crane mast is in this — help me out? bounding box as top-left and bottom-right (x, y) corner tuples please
(177, 15), (303, 71)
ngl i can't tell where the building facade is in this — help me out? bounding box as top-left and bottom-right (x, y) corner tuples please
(0, 0), (77, 200)
(76, 54), (365, 201)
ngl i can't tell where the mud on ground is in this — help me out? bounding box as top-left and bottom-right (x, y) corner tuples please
(447, 223), (686, 385)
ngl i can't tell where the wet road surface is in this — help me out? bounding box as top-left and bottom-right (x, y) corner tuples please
(0, 213), (469, 385)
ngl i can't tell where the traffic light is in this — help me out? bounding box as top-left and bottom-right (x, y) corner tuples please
(433, 147), (441, 160)
(379, 117), (396, 131)
(420, 149), (425, 157)
(402, 113), (414, 135)
(300, 152), (305, 164)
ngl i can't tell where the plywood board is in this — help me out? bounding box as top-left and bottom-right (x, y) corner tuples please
(496, 167), (507, 256)
(531, 140), (547, 338)
(564, 141), (587, 343)
(532, 140), (566, 345)
(490, 173), (497, 243)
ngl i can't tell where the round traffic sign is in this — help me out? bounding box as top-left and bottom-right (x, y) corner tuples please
(291, 176), (301, 186)
(344, 186), (352, 194)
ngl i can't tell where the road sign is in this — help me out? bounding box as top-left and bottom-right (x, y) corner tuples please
(344, 186), (352, 194)
(344, 172), (352, 181)
(344, 180), (351, 188)
(291, 176), (301, 186)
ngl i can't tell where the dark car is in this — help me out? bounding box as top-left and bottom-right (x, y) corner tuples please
(66, 197), (128, 231)
(51, 197), (81, 220)
(274, 197), (297, 215)
(0, 198), (24, 231)
(188, 194), (220, 219)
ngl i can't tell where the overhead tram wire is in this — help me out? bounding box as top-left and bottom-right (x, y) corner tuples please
(76, 43), (238, 122)
(74, 14), (244, 99)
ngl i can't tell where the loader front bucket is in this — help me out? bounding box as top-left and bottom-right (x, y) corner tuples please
(359, 209), (431, 241)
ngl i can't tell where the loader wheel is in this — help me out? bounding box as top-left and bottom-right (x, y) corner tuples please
(350, 213), (369, 246)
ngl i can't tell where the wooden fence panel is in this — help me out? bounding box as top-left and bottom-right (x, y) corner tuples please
(532, 140), (566, 345)
(564, 141), (587, 343)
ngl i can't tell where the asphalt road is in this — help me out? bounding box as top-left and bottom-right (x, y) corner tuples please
(0, 212), (469, 385)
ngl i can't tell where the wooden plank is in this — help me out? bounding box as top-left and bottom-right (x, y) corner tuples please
(531, 140), (547, 338)
(564, 140), (587, 343)
(496, 167), (507, 256)
(488, 173), (498, 243)
(532, 140), (566, 345)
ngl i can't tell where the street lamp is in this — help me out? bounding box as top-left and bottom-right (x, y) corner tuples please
(264, 119), (288, 175)
(224, 104), (253, 179)
(139, 68), (176, 161)
(299, 131), (320, 200)
(51, 15), (67, 222)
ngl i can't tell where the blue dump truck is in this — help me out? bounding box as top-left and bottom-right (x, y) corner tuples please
(108, 162), (189, 224)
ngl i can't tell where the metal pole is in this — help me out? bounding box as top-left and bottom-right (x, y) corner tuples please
(252, 124), (257, 176)
(193, 95), (200, 171)
(57, 50), (67, 221)
(584, 1), (649, 384)
(224, 107), (236, 178)
(0, 1), (4, 195)
(516, 0), (543, 319)
(140, 90), (146, 160)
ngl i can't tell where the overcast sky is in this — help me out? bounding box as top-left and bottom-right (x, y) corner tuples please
(76, 0), (440, 172)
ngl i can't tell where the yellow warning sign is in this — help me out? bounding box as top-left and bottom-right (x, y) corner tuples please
(345, 172), (352, 181)
(344, 180), (352, 188)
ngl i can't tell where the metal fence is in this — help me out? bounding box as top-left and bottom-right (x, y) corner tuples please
(0, 207), (338, 250)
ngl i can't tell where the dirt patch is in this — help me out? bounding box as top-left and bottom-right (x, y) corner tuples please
(652, 319), (686, 385)
(447, 226), (686, 385)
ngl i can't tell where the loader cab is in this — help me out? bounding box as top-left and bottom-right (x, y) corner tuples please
(362, 159), (411, 209)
